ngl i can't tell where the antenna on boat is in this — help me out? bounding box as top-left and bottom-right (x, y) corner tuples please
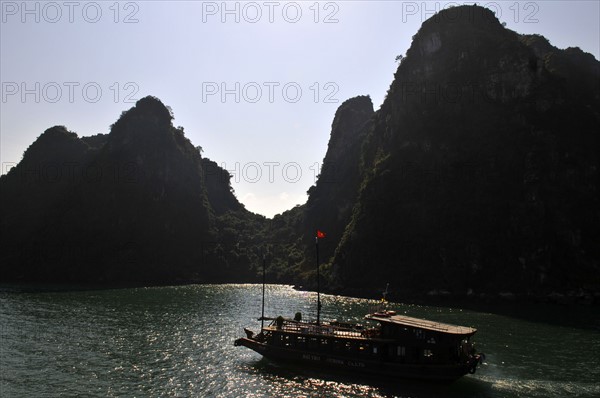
(383, 283), (389, 302)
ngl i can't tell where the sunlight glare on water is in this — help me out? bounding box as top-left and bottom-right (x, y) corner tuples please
(1, 284), (598, 397)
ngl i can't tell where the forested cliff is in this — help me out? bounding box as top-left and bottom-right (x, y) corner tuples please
(2, 6), (598, 301)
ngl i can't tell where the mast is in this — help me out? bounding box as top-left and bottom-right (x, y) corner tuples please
(315, 234), (322, 325)
(261, 250), (266, 330)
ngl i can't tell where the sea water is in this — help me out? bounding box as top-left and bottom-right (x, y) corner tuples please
(1, 284), (598, 397)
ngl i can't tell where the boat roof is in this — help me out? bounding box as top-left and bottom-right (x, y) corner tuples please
(366, 312), (477, 336)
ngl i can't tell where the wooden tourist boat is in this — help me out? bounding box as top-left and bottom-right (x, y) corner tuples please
(234, 309), (484, 382)
(234, 232), (484, 382)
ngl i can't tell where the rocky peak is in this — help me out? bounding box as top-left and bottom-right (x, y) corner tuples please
(15, 126), (88, 174)
(300, 96), (374, 268)
(24, 125), (79, 153)
(120, 95), (172, 125)
(389, 5), (547, 110)
(108, 96), (174, 150)
(411, 5), (504, 57)
(326, 95), (374, 163)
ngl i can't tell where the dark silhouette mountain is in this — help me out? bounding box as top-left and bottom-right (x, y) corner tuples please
(320, 6), (600, 299)
(2, 6), (598, 302)
(0, 96), (258, 284)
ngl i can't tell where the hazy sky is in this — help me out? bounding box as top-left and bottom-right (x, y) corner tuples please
(2, 1), (599, 217)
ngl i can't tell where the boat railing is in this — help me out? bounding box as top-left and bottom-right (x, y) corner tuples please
(264, 318), (365, 338)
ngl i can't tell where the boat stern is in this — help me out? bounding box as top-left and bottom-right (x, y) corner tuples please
(466, 352), (486, 374)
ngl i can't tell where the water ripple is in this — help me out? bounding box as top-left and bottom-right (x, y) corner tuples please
(1, 285), (598, 397)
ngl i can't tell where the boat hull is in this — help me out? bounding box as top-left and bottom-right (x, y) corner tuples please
(234, 337), (474, 382)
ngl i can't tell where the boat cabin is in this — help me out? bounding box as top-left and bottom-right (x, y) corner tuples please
(365, 311), (478, 365)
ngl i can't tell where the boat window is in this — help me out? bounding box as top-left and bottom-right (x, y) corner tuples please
(358, 343), (371, 355)
(284, 335), (293, 347)
(333, 340), (343, 352)
(397, 346), (406, 357)
(373, 346), (378, 354)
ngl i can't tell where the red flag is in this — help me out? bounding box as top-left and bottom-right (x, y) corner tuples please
(317, 230), (326, 239)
